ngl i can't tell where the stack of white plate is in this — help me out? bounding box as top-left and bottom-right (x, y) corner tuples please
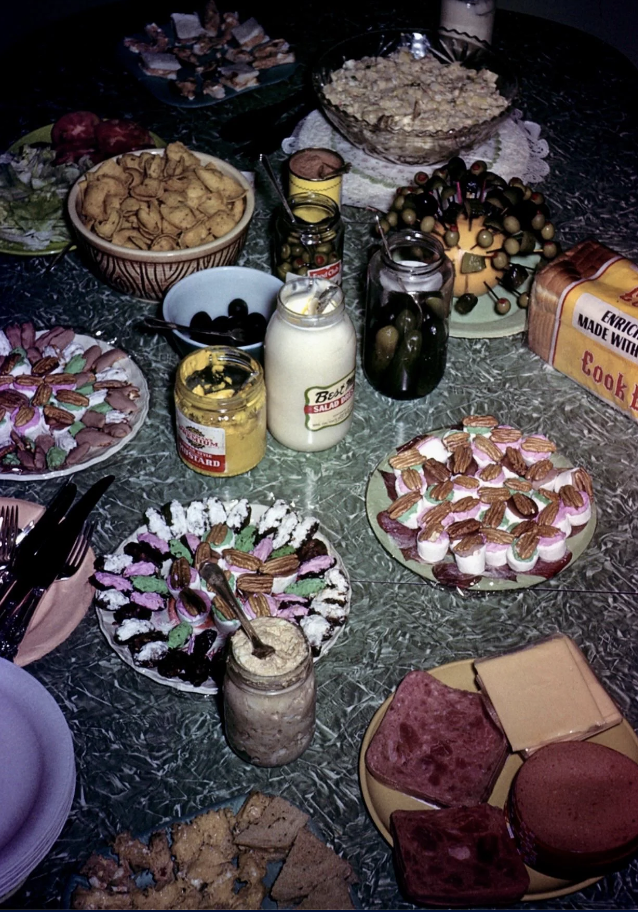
(0, 658), (76, 902)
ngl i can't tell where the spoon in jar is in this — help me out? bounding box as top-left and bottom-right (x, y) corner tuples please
(200, 561), (275, 660)
(139, 316), (248, 345)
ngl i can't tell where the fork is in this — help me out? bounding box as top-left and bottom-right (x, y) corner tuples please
(0, 504), (19, 585)
(0, 521), (94, 660)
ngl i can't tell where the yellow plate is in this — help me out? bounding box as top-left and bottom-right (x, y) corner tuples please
(359, 658), (638, 902)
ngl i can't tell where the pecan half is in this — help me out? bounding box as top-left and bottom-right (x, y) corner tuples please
(248, 594), (271, 618)
(462, 414), (498, 429)
(536, 523), (562, 537)
(56, 389), (90, 407)
(525, 459), (554, 482)
(421, 501), (453, 529)
(262, 554), (300, 576)
(481, 501), (506, 528)
(453, 533), (484, 555)
(423, 458), (451, 482)
(507, 477), (533, 493)
(45, 373), (76, 386)
(13, 405), (35, 428)
(222, 549), (263, 571)
(516, 530), (539, 559)
(429, 480), (454, 501)
(194, 541), (214, 570)
(572, 467), (594, 497)
(32, 356), (60, 376)
(510, 519), (538, 538)
(389, 448), (425, 470)
(206, 523), (229, 546)
(448, 518), (482, 539)
(450, 445), (472, 475)
(401, 467), (422, 491)
(0, 390), (29, 409)
(13, 374), (42, 388)
(522, 435), (557, 454)
(453, 496), (479, 513)
(510, 493), (538, 518)
(502, 446), (527, 476)
(0, 353), (21, 375)
(236, 573), (274, 594)
(474, 435), (503, 462)
(386, 490), (421, 520)
(212, 595), (234, 620)
(490, 426), (522, 444)
(537, 502), (559, 525)
(478, 463), (502, 482)
(483, 527), (514, 545)
(170, 557), (192, 589)
(454, 474), (480, 489)
(443, 430), (470, 451)
(560, 484), (584, 509)
(43, 404), (75, 427)
(479, 486), (511, 503)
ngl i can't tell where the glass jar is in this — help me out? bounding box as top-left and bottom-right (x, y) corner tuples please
(174, 346), (266, 477)
(364, 230), (454, 401)
(440, 0), (495, 44)
(273, 191), (344, 285)
(224, 618), (316, 767)
(264, 277), (356, 451)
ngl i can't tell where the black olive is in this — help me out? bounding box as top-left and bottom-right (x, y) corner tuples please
(227, 298), (249, 318)
(210, 315), (230, 332)
(244, 312), (268, 344)
(500, 264), (528, 291)
(446, 156), (467, 182)
(454, 293), (479, 315)
(189, 310), (215, 330)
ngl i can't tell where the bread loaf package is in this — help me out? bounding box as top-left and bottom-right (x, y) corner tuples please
(528, 239), (638, 421)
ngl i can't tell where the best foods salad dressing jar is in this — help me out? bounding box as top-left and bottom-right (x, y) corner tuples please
(174, 346), (266, 476)
(224, 618), (316, 767)
(364, 229), (454, 400)
(264, 278), (356, 451)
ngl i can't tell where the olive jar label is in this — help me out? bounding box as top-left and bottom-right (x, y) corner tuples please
(303, 369), (355, 432)
(176, 410), (226, 473)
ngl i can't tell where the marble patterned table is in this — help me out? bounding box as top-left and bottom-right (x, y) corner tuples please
(1, 1), (638, 907)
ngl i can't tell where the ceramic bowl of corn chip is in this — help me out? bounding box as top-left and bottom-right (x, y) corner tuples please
(67, 142), (255, 302)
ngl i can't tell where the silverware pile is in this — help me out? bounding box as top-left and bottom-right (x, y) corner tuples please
(0, 475), (114, 661)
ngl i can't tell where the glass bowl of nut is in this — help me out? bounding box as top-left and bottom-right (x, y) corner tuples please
(312, 28), (518, 165)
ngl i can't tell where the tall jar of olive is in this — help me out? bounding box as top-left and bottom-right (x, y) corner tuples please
(272, 191), (344, 285)
(364, 230), (454, 400)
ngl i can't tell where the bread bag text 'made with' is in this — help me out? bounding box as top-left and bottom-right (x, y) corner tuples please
(528, 239), (638, 421)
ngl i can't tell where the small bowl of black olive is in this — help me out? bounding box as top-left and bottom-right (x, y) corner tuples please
(162, 266), (284, 360)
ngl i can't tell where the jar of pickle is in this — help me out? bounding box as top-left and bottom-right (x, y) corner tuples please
(364, 230), (454, 400)
(174, 346), (266, 476)
(273, 191), (344, 285)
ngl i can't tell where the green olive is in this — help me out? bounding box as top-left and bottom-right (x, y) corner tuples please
(543, 241), (558, 259)
(541, 222), (555, 240)
(392, 194), (406, 211)
(517, 292), (530, 309)
(531, 191), (545, 205)
(301, 251), (311, 264)
(372, 325), (400, 371)
(470, 160), (487, 175)
(401, 207), (417, 226)
(414, 171), (429, 185)
(277, 263), (291, 280)
(291, 244), (304, 257)
(504, 237), (521, 256)
(376, 218), (390, 235)
(492, 250), (509, 270)
(420, 215), (435, 233)
(503, 215), (521, 234)
(509, 177), (525, 189)
(444, 229), (460, 247)
(495, 297), (511, 315)
(531, 212), (546, 231)
(477, 229), (494, 248)
(315, 242), (333, 253)
(280, 243), (291, 259)
(386, 211), (399, 228)
(522, 186), (533, 200)
(296, 265), (309, 276)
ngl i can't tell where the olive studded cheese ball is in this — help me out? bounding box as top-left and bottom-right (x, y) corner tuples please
(378, 157), (559, 315)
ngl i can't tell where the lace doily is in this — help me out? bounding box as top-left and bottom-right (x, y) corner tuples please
(282, 109), (549, 211)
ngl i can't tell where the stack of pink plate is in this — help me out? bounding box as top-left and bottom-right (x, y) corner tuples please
(0, 658), (76, 902)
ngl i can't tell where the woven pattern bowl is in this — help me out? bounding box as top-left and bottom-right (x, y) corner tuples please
(312, 29), (518, 166)
(67, 149), (255, 302)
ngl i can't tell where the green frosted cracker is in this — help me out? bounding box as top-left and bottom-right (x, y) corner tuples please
(168, 621), (192, 649)
(2, 452), (20, 466)
(132, 576), (169, 595)
(169, 539), (192, 563)
(65, 354), (87, 374)
(233, 524), (257, 552)
(284, 578), (327, 597)
(68, 421), (85, 437)
(75, 384), (94, 396)
(46, 446), (66, 468)
(91, 401), (113, 414)
(271, 544), (296, 559)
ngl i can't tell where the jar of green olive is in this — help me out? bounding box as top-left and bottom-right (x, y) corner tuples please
(272, 191), (344, 285)
(364, 230), (454, 400)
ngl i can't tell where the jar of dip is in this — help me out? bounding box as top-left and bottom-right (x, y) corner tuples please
(264, 277), (356, 451)
(440, 0), (495, 44)
(364, 229), (454, 400)
(174, 346), (266, 476)
(288, 148), (346, 208)
(224, 617), (316, 767)
(273, 191), (344, 285)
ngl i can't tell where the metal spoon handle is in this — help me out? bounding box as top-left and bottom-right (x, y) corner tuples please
(201, 562), (275, 659)
(259, 153), (298, 224)
(140, 316), (244, 343)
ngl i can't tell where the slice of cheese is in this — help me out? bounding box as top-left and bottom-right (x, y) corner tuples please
(474, 634), (622, 754)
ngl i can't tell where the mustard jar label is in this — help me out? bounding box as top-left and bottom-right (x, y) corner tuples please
(176, 408), (226, 473)
(304, 369), (355, 432)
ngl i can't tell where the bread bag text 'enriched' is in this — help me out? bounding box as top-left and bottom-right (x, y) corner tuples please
(528, 239), (638, 421)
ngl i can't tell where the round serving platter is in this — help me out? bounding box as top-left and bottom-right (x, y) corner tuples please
(358, 657), (638, 902)
(366, 425), (597, 591)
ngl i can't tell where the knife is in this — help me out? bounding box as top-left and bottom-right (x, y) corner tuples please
(0, 479), (77, 609)
(0, 474), (113, 612)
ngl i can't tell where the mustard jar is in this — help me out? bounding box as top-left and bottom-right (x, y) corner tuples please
(174, 346), (266, 476)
